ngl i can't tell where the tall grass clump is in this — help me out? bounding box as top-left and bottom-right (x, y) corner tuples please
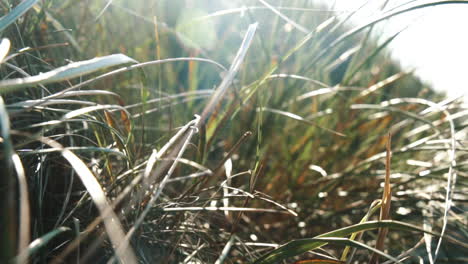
(1, 0), (467, 263)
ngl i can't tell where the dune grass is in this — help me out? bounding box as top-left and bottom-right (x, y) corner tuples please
(1, 0), (467, 263)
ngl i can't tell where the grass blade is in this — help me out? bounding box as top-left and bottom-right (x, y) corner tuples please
(259, 107), (346, 137)
(255, 237), (400, 264)
(11, 153), (30, 263)
(0, 95), (18, 262)
(199, 22), (258, 126)
(369, 133), (393, 264)
(258, 0), (309, 33)
(0, 0), (39, 32)
(34, 136), (138, 264)
(15, 227), (71, 263)
(0, 54), (137, 93)
(252, 220), (467, 264)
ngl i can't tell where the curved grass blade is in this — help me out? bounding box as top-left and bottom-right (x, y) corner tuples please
(340, 200), (381, 262)
(14, 226), (71, 263)
(0, 0), (39, 32)
(11, 153), (30, 263)
(259, 107), (346, 137)
(0, 54), (137, 93)
(252, 220), (468, 264)
(42, 58), (226, 101)
(31, 135), (138, 264)
(0, 95), (24, 262)
(255, 237), (400, 264)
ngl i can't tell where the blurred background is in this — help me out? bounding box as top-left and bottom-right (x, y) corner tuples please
(321, 0), (468, 98)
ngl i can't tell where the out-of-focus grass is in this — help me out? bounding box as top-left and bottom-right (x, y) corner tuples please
(1, 0), (467, 263)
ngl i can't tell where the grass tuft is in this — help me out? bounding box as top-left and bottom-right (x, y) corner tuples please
(1, 0), (467, 263)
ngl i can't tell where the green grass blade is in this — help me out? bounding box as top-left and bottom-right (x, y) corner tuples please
(341, 200), (381, 262)
(343, 28), (406, 85)
(259, 107), (346, 137)
(14, 227), (71, 263)
(252, 220), (467, 264)
(279, 237), (400, 263)
(0, 54), (137, 93)
(0, 0), (39, 32)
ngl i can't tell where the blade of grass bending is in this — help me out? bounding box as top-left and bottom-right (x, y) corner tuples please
(0, 54), (137, 93)
(42, 58), (226, 101)
(0, 0), (39, 32)
(255, 237), (399, 264)
(369, 133), (392, 264)
(341, 200), (381, 262)
(259, 107), (346, 137)
(252, 220), (468, 264)
(199, 22), (258, 127)
(144, 116), (201, 183)
(31, 135), (137, 264)
(14, 227), (71, 263)
(11, 153), (30, 263)
(0, 96), (26, 262)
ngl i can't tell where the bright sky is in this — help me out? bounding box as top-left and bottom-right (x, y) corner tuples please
(321, 0), (468, 99)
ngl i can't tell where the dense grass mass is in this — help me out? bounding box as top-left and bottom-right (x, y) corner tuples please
(1, 0), (467, 263)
